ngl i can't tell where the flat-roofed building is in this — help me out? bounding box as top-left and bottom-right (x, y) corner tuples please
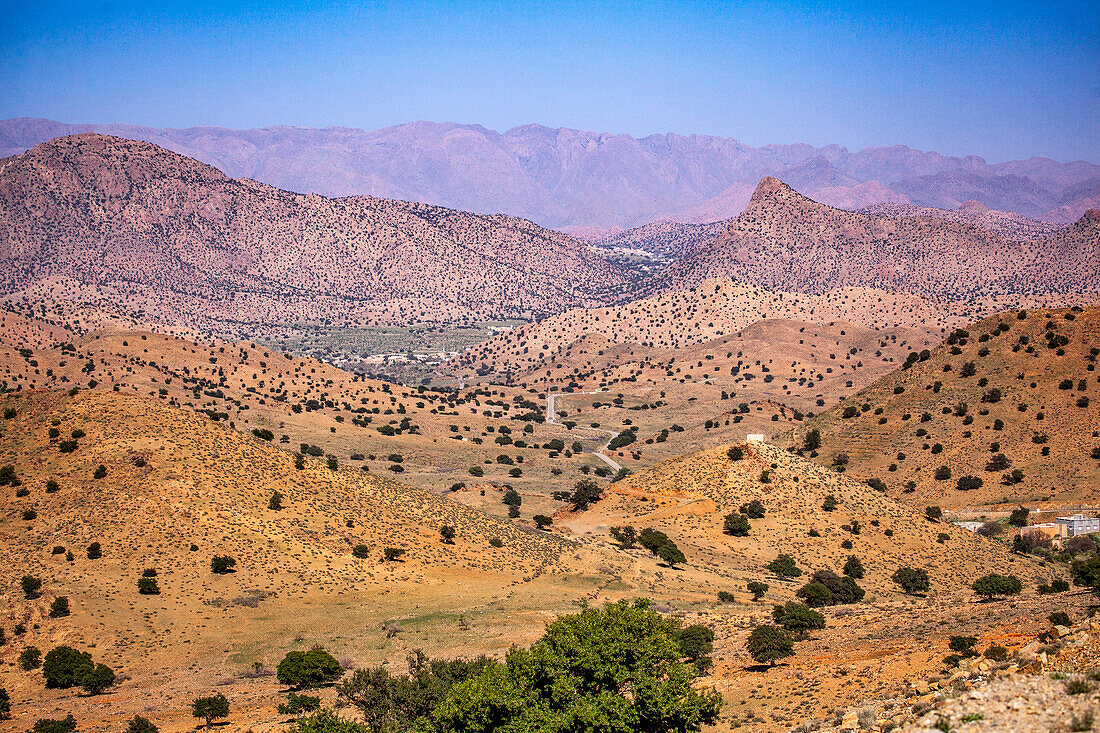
(1056, 514), (1100, 537)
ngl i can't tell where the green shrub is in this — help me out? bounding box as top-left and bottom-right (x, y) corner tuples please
(42, 646), (93, 688)
(275, 649), (344, 690)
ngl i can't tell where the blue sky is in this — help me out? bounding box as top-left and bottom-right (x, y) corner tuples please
(1, 0), (1096, 162)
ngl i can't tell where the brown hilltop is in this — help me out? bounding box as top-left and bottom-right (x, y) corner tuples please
(646, 177), (1099, 300)
(0, 133), (628, 331)
(858, 200), (1066, 240)
(574, 441), (1039, 596)
(784, 305), (1100, 507)
(0, 389), (593, 728)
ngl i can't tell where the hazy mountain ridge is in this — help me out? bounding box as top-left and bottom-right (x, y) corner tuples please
(0, 133), (628, 330)
(646, 178), (1100, 300)
(2, 117), (1095, 228)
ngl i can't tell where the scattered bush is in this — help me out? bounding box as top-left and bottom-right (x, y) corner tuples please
(192, 693), (230, 728)
(210, 555), (237, 574)
(746, 625), (794, 665)
(277, 648), (343, 689)
(42, 646), (94, 688)
(892, 567), (930, 595)
(972, 574), (1022, 600)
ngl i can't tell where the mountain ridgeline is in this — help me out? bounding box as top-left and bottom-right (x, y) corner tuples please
(0, 133), (628, 332)
(2, 117), (1096, 228)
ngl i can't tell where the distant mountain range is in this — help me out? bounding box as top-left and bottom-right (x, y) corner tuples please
(2, 117), (1096, 228)
(0, 134), (626, 334)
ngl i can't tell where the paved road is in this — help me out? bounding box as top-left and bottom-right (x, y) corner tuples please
(546, 391), (623, 474)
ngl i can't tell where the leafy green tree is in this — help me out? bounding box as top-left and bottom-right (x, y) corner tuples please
(658, 543), (687, 568)
(42, 646), (93, 688)
(440, 526), (456, 543)
(278, 691), (322, 716)
(746, 581), (769, 601)
(745, 625), (794, 666)
(727, 446), (744, 461)
(32, 715), (77, 733)
(502, 489), (521, 507)
(891, 567), (930, 595)
(210, 555), (236, 574)
(352, 545), (371, 559)
(384, 548), (407, 562)
(723, 512), (750, 536)
(842, 555), (865, 579)
(972, 574), (1022, 600)
(426, 599), (721, 733)
(532, 515), (552, 530)
(569, 479), (603, 510)
(1072, 553), (1100, 595)
(138, 576), (161, 595)
(49, 597), (70, 618)
(1008, 506), (1029, 527)
(338, 649), (497, 731)
(772, 602), (825, 633)
(610, 525), (638, 548)
(126, 716), (159, 733)
(86, 542), (102, 559)
(677, 624), (715, 674)
(80, 663), (116, 694)
(801, 571), (864, 606)
(767, 554), (802, 578)
(821, 495), (837, 512)
(20, 645), (41, 670)
(270, 491), (285, 510)
(803, 429), (821, 451)
(925, 506), (943, 522)
(21, 575), (42, 599)
(739, 500), (766, 518)
(639, 528), (672, 554)
(795, 582), (831, 608)
(192, 693), (230, 728)
(277, 649), (344, 689)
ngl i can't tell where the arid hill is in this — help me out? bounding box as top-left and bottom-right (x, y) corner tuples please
(784, 306), (1100, 506)
(0, 134), (628, 333)
(0, 389), (607, 728)
(647, 178), (1100, 299)
(553, 440), (1059, 725)
(573, 441), (1039, 595)
(0, 309), (646, 516)
(451, 279), (1078, 376)
(858, 201), (1065, 240)
(590, 219), (726, 258)
(3, 117), (1095, 227)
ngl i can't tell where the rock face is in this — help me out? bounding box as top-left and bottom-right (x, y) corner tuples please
(2, 117), (1096, 227)
(0, 134), (628, 329)
(647, 178), (1100, 299)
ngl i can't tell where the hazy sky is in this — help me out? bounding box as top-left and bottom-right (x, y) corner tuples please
(2, 0), (1097, 162)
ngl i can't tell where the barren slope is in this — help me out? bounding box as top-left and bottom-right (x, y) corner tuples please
(648, 178), (1099, 299)
(784, 306), (1100, 506)
(0, 134), (628, 333)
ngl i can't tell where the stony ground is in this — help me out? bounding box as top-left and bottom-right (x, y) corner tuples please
(903, 672), (1098, 733)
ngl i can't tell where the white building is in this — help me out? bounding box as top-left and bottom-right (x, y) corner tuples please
(1056, 514), (1100, 537)
(746, 434), (765, 442)
(956, 521), (984, 533)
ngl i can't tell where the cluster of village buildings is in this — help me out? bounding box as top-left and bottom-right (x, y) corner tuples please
(956, 513), (1100, 548)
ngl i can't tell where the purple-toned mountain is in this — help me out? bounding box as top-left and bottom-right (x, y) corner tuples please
(0, 134), (627, 331)
(2, 118), (1095, 228)
(645, 178), (1099, 300)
